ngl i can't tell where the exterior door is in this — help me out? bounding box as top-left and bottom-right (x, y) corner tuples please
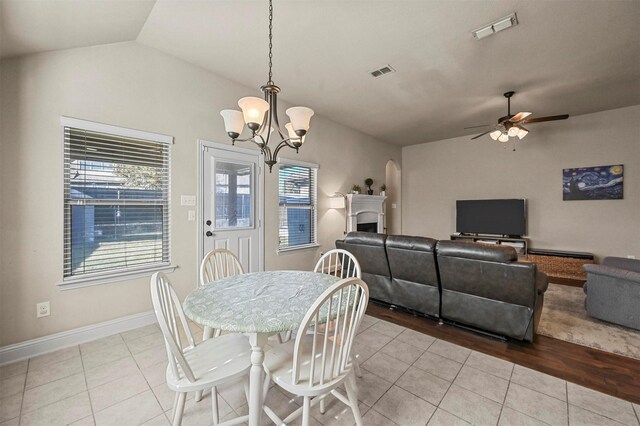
(201, 143), (263, 273)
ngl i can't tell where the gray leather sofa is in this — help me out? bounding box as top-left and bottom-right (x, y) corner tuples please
(437, 240), (548, 342)
(583, 257), (640, 330)
(335, 232), (549, 342)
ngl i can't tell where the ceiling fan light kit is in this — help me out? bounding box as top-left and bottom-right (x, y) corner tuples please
(219, 0), (314, 172)
(468, 91), (569, 145)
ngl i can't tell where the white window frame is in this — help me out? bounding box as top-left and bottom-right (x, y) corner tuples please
(277, 158), (319, 253)
(58, 117), (175, 289)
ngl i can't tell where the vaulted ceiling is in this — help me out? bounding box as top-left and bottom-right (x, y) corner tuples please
(2, 0), (639, 145)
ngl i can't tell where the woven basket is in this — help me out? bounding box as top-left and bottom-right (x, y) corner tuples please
(527, 254), (595, 281)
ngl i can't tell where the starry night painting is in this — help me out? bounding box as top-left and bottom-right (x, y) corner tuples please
(563, 165), (624, 201)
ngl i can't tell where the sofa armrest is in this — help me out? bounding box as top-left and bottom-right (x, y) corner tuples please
(602, 257), (640, 273)
(536, 272), (549, 294)
(584, 264), (640, 283)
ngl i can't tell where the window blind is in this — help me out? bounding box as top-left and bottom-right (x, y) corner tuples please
(278, 162), (318, 250)
(63, 126), (171, 280)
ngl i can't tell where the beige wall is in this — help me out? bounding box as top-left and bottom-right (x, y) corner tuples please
(0, 42), (400, 346)
(402, 105), (640, 261)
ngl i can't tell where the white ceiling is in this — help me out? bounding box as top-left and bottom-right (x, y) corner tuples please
(0, 0), (155, 58)
(2, 1), (639, 146)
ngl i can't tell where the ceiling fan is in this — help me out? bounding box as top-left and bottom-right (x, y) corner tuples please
(467, 91), (569, 142)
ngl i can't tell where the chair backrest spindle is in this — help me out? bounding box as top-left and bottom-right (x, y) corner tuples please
(314, 249), (361, 279)
(150, 272), (197, 382)
(292, 278), (369, 388)
(200, 248), (244, 285)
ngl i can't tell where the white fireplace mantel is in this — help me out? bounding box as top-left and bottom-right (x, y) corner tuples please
(346, 194), (386, 233)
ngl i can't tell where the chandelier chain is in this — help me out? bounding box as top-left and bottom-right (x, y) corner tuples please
(267, 0), (273, 85)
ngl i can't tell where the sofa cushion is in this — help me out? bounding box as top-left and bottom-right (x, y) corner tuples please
(386, 235), (437, 252)
(386, 235), (440, 317)
(336, 232), (392, 303)
(436, 240), (517, 263)
(338, 232), (390, 277)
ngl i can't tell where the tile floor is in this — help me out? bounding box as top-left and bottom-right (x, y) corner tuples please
(1, 315), (639, 426)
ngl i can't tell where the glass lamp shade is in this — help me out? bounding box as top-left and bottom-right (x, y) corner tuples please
(507, 126), (519, 137)
(286, 106), (314, 134)
(489, 130), (502, 140)
(517, 128), (529, 139)
(285, 123), (305, 143)
(238, 97), (269, 129)
(220, 110), (244, 136)
(498, 133), (509, 143)
(256, 126), (274, 137)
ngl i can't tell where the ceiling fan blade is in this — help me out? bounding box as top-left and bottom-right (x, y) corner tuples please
(522, 114), (569, 124)
(471, 130), (491, 140)
(464, 124), (492, 129)
(510, 112), (532, 122)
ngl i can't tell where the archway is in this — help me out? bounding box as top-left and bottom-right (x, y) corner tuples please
(385, 159), (401, 235)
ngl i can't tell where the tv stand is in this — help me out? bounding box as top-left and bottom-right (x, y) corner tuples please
(450, 233), (528, 256)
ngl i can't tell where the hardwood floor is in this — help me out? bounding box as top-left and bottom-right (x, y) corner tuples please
(366, 302), (640, 404)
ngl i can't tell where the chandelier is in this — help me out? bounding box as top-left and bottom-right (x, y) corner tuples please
(220, 0), (314, 172)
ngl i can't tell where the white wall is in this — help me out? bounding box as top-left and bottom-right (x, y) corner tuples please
(402, 105), (640, 261)
(0, 42), (400, 346)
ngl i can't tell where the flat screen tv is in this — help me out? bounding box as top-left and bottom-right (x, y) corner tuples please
(456, 199), (526, 237)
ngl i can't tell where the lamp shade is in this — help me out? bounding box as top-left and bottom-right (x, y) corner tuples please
(238, 97), (269, 127)
(328, 196), (345, 209)
(517, 128), (529, 139)
(507, 126), (519, 137)
(498, 133), (509, 142)
(286, 106), (314, 133)
(220, 110), (244, 135)
(285, 123), (305, 143)
(489, 130), (501, 140)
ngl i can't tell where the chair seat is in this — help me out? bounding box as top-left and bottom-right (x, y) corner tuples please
(167, 333), (252, 392)
(264, 334), (352, 397)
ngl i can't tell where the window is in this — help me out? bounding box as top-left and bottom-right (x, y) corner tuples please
(278, 160), (318, 251)
(214, 160), (254, 229)
(62, 118), (172, 284)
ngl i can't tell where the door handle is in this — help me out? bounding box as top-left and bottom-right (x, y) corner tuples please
(206, 220), (212, 226)
(206, 231), (214, 237)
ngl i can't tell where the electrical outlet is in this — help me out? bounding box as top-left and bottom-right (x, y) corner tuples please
(188, 210), (196, 221)
(37, 301), (50, 318)
(391, 203), (397, 209)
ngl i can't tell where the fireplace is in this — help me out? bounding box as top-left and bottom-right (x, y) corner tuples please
(357, 222), (378, 233)
(346, 194), (387, 234)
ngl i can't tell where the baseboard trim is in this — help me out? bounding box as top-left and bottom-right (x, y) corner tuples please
(0, 311), (157, 366)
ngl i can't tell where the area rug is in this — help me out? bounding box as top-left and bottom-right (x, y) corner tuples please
(537, 283), (640, 360)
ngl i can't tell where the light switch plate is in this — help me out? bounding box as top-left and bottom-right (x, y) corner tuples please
(181, 195), (196, 206)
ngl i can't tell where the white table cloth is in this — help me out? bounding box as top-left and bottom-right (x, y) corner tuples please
(183, 270), (340, 426)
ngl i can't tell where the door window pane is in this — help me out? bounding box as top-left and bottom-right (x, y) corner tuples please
(214, 161), (253, 228)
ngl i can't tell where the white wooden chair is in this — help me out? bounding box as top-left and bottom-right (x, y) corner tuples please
(262, 277), (369, 426)
(199, 248), (244, 340)
(314, 249), (361, 280)
(150, 272), (251, 426)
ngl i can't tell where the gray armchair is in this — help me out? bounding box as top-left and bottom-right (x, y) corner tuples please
(583, 257), (640, 330)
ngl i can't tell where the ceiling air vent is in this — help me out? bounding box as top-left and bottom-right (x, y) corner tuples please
(472, 13), (518, 40)
(369, 65), (396, 78)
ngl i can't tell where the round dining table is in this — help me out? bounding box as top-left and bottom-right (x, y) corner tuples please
(183, 270), (341, 426)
